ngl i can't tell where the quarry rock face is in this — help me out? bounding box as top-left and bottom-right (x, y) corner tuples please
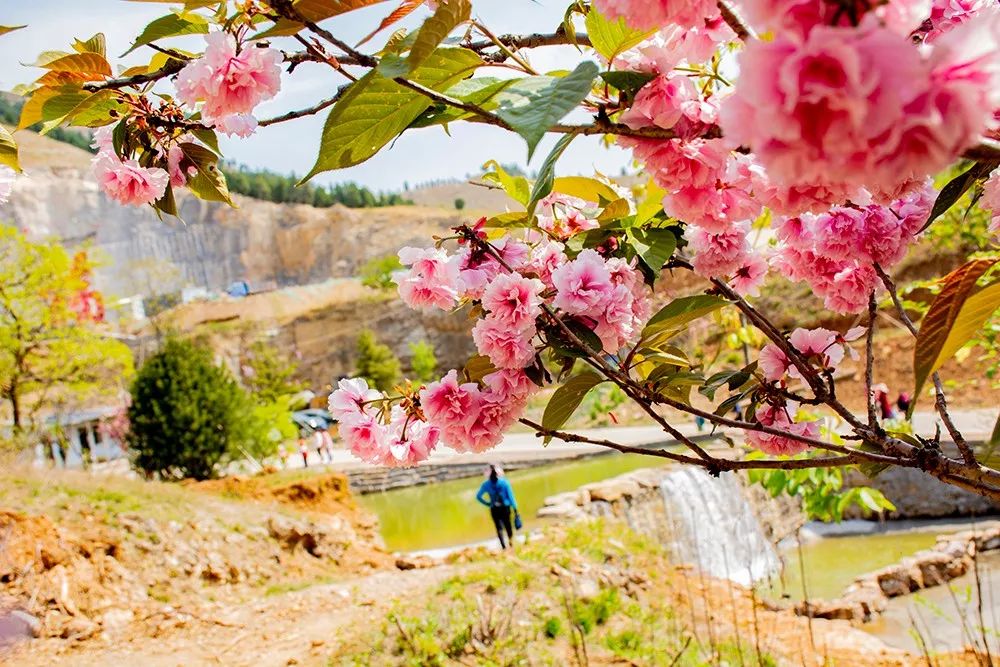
(6, 167), (465, 298)
(7, 166), (477, 380)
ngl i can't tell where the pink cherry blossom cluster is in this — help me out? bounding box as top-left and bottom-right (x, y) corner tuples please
(175, 32), (282, 137)
(91, 127), (169, 207)
(593, 0), (722, 31)
(333, 221), (653, 466)
(982, 168), (1000, 234)
(613, 18), (735, 72)
(747, 326), (863, 456)
(328, 378), (441, 466)
(736, 0), (931, 39)
(394, 228), (651, 362)
(421, 368), (535, 453)
(536, 193), (600, 240)
(773, 183), (934, 312)
(721, 9), (1000, 200)
(923, 0), (990, 42)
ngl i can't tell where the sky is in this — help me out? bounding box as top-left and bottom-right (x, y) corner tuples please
(0, 1), (633, 192)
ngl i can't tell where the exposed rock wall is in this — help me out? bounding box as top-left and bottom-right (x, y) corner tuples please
(7, 167), (464, 297)
(844, 467), (1000, 519)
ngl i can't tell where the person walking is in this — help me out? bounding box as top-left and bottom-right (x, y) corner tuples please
(476, 464), (520, 550)
(298, 436), (309, 468)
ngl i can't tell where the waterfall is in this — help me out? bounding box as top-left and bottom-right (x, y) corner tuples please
(659, 467), (780, 586)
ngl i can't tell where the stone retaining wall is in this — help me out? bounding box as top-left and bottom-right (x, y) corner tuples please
(345, 452), (605, 494)
(794, 524), (1000, 622)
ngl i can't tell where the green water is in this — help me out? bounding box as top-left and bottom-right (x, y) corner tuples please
(359, 454), (659, 552)
(769, 530), (941, 600)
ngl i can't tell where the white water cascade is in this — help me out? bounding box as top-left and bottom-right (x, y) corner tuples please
(659, 467), (781, 586)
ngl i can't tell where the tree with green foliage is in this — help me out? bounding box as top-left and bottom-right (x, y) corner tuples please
(241, 340), (306, 404)
(128, 338), (254, 480)
(239, 340), (304, 461)
(408, 340), (438, 383)
(359, 254), (403, 291)
(355, 330), (400, 392)
(454, 197), (465, 210)
(0, 227), (133, 435)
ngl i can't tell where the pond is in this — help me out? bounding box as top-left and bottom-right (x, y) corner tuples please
(359, 453), (659, 552)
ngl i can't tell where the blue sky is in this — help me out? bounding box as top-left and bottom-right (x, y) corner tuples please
(0, 1), (633, 191)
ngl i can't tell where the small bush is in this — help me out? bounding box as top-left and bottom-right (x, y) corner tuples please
(355, 330), (401, 391)
(542, 616), (562, 639)
(454, 197), (465, 210)
(359, 254), (403, 290)
(128, 338), (255, 480)
(408, 340), (438, 383)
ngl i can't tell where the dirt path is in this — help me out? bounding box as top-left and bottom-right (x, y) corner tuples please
(8, 565), (459, 667)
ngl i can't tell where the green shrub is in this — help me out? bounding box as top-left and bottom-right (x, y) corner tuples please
(359, 254), (403, 290)
(408, 340), (438, 383)
(454, 197), (465, 210)
(128, 338), (255, 480)
(355, 330), (401, 392)
(542, 616), (562, 639)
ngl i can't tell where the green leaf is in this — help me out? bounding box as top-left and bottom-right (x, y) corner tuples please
(18, 87), (90, 130)
(627, 228), (676, 272)
(599, 71), (656, 96)
(542, 371), (604, 434)
(984, 411), (1000, 464)
(634, 180), (666, 225)
(642, 295), (729, 335)
(484, 211), (529, 228)
(481, 159), (530, 206)
(403, 0), (470, 75)
(494, 61), (598, 158)
(191, 127), (220, 154)
(913, 259), (999, 403)
(0, 126), (20, 172)
(527, 132), (578, 216)
(597, 197), (630, 223)
(410, 77), (515, 128)
(125, 13), (209, 55)
(920, 160), (999, 233)
(303, 47), (481, 180)
(63, 89), (127, 127)
(356, 0), (424, 48)
(180, 142), (233, 205)
(584, 7), (654, 61)
(40, 52), (112, 77)
(73, 33), (107, 57)
(551, 176), (620, 204)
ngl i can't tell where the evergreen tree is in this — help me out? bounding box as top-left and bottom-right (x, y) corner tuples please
(354, 330), (400, 392)
(454, 198), (466, 210)
(408, 341), (438, 383)
(128, 338), (254, 480)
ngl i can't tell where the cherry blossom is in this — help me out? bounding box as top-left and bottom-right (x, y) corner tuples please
(92, 153), (169, 207)
(328, 378), (382, 419)
(481, 273), (545, 330)
(394, 246), (463, 310)
(175, 32), (281, 126)
(982, 168), (1000, 233)
(593, 0), (721, 31)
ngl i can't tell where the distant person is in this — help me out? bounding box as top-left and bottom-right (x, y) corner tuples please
(298, 436), (309, 468)
(476, 465), (520, 550)
(694, 415), (706, 432)
(896, 392), (912, 415)
(320, 429), (335, 462)
(873, 384), (896, 420)
(277, 443), (288, 469)
(312, 429), (328, 464)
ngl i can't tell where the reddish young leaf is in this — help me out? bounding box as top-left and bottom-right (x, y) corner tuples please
(356, 0), (424, 47)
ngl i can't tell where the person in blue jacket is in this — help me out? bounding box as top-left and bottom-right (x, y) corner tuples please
(476, 464), (520, 549)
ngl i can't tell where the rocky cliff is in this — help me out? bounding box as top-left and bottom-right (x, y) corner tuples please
(6, 154), (465, 298)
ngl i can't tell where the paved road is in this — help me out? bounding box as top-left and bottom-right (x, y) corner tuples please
(280, 408), (998, 473)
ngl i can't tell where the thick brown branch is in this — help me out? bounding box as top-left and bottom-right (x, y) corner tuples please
(717, 0), (753, 40)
